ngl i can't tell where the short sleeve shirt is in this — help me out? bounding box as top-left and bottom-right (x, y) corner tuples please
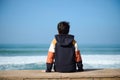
(49, 39), (79, 52)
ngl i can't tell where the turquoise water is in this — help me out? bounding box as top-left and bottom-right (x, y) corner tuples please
(0, 44), (120, 70)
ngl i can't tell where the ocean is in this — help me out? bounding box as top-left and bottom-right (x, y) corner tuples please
(0, 44), (120, 70)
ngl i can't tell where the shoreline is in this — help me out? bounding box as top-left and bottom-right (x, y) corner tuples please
(0, 69), (120, 80)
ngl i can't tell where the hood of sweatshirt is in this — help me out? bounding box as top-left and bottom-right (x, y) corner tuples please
(55, 34), (74, 46)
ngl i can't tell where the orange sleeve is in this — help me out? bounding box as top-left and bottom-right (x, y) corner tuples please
(46, 52), (55, 63)
(75, 50), (82, 62)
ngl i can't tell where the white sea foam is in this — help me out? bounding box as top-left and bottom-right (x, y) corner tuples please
(82, 55), (120, 65)
(0, 55), (120, 70)
(0, 55), (120, 65)
(0, 56), (47, 65)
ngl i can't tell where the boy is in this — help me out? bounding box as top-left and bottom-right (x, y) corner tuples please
(46, 21), (83, 72)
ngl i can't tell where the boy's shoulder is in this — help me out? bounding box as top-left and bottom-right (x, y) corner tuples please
(52, 38), (57, 45)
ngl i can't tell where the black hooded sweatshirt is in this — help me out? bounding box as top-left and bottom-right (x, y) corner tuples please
(54, 34), (76, 72)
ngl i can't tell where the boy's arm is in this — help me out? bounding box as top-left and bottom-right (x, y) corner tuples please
(47, 52), (55, 63)
(46, 51), (54, 72)
(46, 39), (56, 72)
(75, 50), (82, 62)
(74, 42), (83, 71)
(75, 50), (83, 71)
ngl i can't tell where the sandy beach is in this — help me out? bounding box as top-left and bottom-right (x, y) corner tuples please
(0, 69), (120, 80)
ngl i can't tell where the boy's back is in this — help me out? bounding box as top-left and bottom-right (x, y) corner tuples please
(54, 34), (76, 72)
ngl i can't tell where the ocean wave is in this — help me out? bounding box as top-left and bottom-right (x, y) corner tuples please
(0, 55), (120, 65)
(0, 55), (120, 70)
(1, 47), (120, 55)
(0, 49), (47, 53)
(82, 55), (120, 65)
(0, 56), (47, 65)
(0, 63), (46, 70)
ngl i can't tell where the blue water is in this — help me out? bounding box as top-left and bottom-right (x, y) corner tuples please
(0, 44), (120, 70)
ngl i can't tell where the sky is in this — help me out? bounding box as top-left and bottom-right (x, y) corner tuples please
(0, 0), (120, 45)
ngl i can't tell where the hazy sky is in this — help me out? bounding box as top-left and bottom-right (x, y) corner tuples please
(0, 0), (120, 45)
